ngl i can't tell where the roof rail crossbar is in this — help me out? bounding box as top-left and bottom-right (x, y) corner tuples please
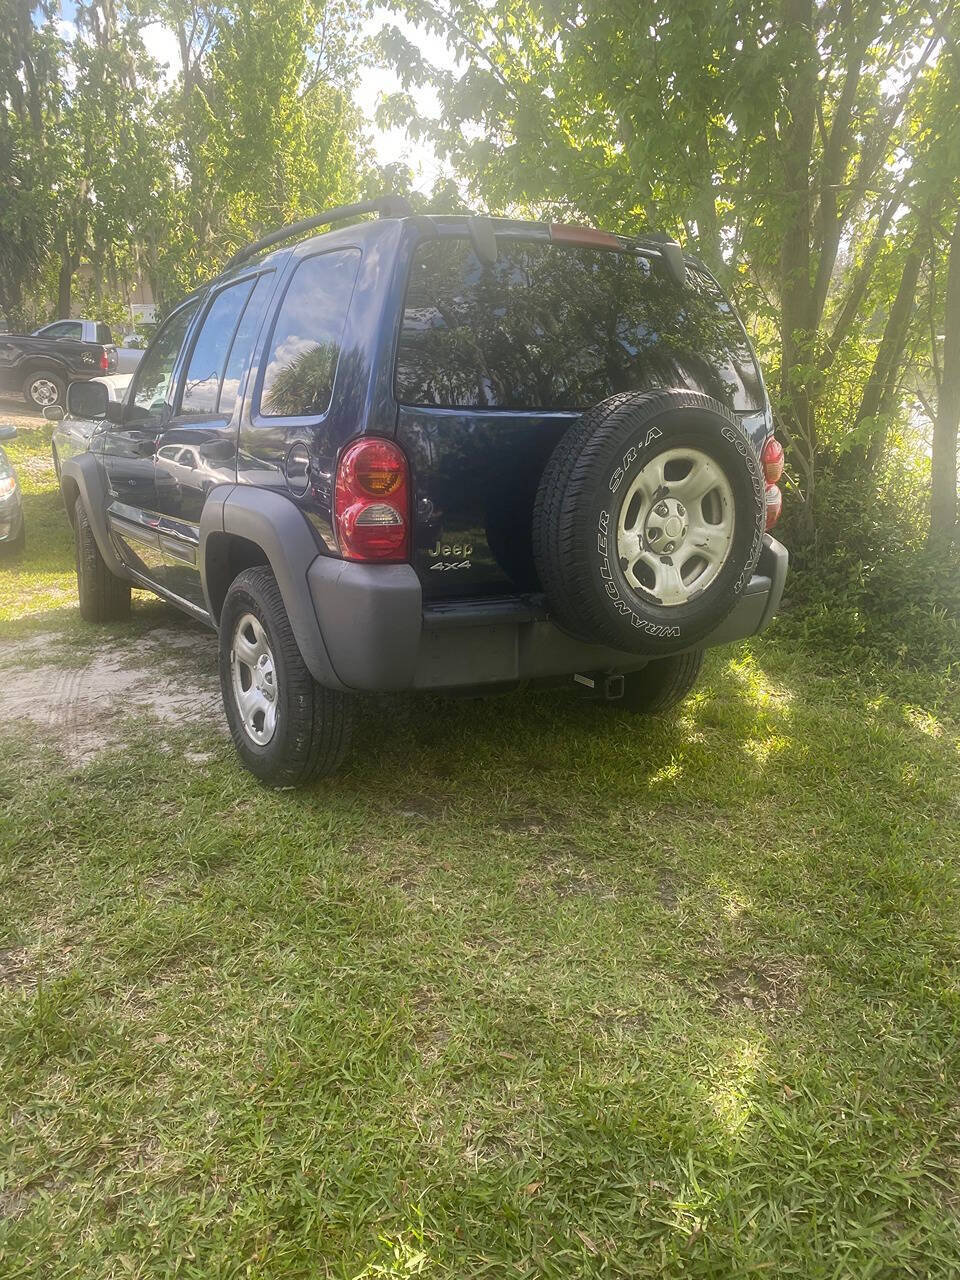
(221, 194), (414, 273)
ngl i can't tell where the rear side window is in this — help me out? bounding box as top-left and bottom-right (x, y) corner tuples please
(38, 321), (82, 339)
(95, 323), (113, 345)
(395, 239), (763, 412)
(259, 249), (360, 418)
(181, 279), (255, 414)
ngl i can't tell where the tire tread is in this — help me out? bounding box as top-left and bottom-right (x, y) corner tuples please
(74, 497), (131, 622)
(219, 566), (353, 786)
(532, 390), (763, 653)
(620, 650), (705, 714)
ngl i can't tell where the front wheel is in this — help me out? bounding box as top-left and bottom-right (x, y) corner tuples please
(219, 566), (353, 786)
(618, 650), (705, 714)
(75, 496), (131, 621)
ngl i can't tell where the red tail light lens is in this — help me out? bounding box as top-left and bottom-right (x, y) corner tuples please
(762, 435), (784, 484)
(335, 438), (410, 562)
(764, 482), (782, 531)
(99, 350), (109, 371)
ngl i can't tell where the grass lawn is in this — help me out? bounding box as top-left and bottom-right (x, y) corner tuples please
(1, 417), (959, 1277)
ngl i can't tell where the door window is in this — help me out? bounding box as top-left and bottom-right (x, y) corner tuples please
(131, 301), (200, 416)
(180, 279), (255, 414)
(259, 249), (360, 418)
(218, 273), (274, 416)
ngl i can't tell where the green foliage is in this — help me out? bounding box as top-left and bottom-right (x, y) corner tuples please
(148, 0), (369, 303)
(0, 0), (62, 326)
(0, 0), (371, 317)
(377, 0), (959, 542)
(776, 462), (960, 673)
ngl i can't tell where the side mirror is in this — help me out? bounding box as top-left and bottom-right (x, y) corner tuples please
(42, 404), (65, 421)
(0, 424), (17, 442)
(67, 380), (109, 420)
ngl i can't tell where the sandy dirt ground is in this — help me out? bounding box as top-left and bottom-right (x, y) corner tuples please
(0, 624), (224, 764)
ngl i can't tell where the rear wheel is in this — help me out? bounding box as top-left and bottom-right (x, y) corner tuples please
(23, 370), (65, 411)
(618, 650), (705, 714)
(219, 566), (353, 786)
(74, 496), (131, 621)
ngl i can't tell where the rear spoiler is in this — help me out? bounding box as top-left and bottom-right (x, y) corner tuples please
(465, 216), (688, 287)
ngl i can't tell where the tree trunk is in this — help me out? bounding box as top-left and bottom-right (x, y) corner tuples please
(778, 0), (818, 534)
(930, 208), (960, 544)
(57, 232), (73, 319)
(845, 247), (922, 474)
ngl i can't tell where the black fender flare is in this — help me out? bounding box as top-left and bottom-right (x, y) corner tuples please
(19, 355), (71, 382)
(198, 485), (347, 691)
(59, 454), (130, 579)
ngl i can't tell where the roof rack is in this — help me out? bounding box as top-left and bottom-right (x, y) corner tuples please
(221, 194), (414, 273)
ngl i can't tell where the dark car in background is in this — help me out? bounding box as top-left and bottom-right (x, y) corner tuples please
(0, 425), (24, 555)
(56, 196), (787, 785)
(0, 319), (117, 410)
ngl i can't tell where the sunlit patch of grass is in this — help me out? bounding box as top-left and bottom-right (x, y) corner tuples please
(742, 731), (792, 768)
(905, 705), (944, 739)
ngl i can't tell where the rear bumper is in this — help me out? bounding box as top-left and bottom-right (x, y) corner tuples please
(306, 535), (788, 692)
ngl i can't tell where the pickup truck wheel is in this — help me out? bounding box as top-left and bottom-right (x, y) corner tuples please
(74, 496), (131, 621)
(23, 371), (65, 411)
(219, 566), (353, 786)
(533, 390), (765, 655)
(617, 650), (705, 714)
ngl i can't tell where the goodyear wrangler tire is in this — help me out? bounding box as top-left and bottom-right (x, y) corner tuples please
(532, 390), (765, 655)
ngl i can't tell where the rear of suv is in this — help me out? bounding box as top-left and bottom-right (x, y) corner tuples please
(58, 196), (788, 785)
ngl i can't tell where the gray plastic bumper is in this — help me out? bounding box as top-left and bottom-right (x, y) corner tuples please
(307, 535), (789, 693)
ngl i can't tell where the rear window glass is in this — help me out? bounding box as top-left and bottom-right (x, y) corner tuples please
(259, 249), (360, 418)
(95, 323), (113, 345)
(395, 239), (763, 412)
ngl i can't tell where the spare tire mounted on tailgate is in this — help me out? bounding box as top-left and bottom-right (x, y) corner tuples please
(533, 390), (765, 655)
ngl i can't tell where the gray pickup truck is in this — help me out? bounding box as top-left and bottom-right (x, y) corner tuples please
(0, 319), (118, 410)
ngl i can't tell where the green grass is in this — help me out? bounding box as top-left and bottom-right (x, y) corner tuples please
(1, 424), (959, 1277)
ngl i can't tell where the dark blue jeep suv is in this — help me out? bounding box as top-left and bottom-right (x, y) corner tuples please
(58, 195), (788, 785)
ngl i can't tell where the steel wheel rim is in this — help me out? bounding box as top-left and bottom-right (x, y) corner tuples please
(615, 446), (736, 606)
(230, 612), (279, 745)
(30, 378), (60, 407)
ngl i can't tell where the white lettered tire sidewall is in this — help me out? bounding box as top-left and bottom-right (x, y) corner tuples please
(533, 392), (766, 656)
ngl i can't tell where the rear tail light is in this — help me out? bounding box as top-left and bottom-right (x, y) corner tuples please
(99, 349), (109, 371)
(761, 434), (784, 530)
(765, 482), (782, 531)
(334, 437), (409, 562)
(761, 435), (784, 484)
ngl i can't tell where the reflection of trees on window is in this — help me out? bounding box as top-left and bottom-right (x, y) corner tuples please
(396, 240), (762, 411)
(132, 302), (199, 414)
(260, 249), (360, 418)
(264, 341), (339, 417)
(181, 279), (254, 415)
